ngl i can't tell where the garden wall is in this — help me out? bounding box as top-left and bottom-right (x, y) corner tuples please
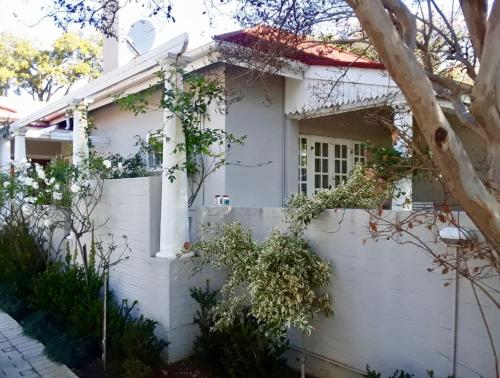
(197, 207), (499, 378)
(90, 176), (225, 362)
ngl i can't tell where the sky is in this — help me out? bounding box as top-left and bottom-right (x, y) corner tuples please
(0, 0), (240, 50)
(0, 0), (240, 102)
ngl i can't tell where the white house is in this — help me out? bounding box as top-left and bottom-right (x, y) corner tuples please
(4, 25), (496, 378)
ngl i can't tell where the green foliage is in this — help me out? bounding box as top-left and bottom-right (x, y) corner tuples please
(0, 220), (163, 371)
(22, 311), (66, 345)
(193, 222), (332, 337)
(116, 69), (247, 206)
(363, 366), (453, 378)
(286, 164), (391, 235)
(23, 311), (100, 369)
(191, 283), (288, 378)
(0, 222), (46, 298)
(107, 299), (168, 369)
(0, 283), (30, 321)
(121, 358), (154, 378)
(389, 371), (414, 378)
(45, 332), (100, 369)
(250, 231), (332, 335)
(364, 366), (382, 378)
(30, 260), (103, 337)
(0, 32), (101, 101)
(366, 144), (406, 181)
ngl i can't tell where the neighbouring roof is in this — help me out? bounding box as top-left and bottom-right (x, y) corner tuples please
(0, 96), (46, 122)
(214, 26), (385, 69)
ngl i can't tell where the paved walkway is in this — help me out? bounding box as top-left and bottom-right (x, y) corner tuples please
(0, 311), (77, 378)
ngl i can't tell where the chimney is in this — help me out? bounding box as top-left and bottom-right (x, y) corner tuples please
(102, 0), (141, 73)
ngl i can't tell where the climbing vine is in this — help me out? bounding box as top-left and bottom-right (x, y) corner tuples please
(116, 68), (247, 207)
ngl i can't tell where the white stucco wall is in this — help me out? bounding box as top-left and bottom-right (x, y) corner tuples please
(223, 67), (287, 207)
(197, 207), (499, 378)
(89, 89), (164, 157)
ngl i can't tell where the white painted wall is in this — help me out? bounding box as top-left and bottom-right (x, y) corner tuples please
(89, 90), (163, 158)
(223, 67), (287, 207)
(197, 207), (499, 378)
(90, 177), (225, 362)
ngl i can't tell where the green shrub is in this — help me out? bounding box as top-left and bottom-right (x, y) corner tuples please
(0, 283), (30, 321)
(30, 262), (103, 337)
(0, 222), (166, 373)
(191, 283), (288, 378)
(122, 357), (153, 378)
(45, 332), (100, 369)
(22, 310), (100, 369)
(0, 223), (46, 298)
(107, 299), (168, 373)
(22, 311), (65, 344)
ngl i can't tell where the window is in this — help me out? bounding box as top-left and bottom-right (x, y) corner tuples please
(145, 132), (163, 171)
(298, 135), (366, 196)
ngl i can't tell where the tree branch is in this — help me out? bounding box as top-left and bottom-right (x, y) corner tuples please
(459, 0), (488, 59)
(347, 0), (500, 251)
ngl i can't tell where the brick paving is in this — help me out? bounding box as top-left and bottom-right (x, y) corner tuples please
(0, 311), (77, 378)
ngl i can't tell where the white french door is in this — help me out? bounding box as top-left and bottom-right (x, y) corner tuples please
(298, 135), (366, 196)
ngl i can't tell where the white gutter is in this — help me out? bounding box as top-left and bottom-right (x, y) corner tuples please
(11, 33), (189, 131)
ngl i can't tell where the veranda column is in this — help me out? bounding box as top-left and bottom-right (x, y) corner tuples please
(392, 103), (413, 210)
(72, 99), (90, 166)
(0, 138), (11, 172)
(156, 70), (190, 259)
(13, 128), (27, 163)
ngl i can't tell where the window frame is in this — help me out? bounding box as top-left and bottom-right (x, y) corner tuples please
(298, 134), (366, 196)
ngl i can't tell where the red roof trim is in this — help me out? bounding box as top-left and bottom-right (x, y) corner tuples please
(214, 26), (385, 70)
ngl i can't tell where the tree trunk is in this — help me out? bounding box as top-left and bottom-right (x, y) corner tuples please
(347, 0), (500, 254)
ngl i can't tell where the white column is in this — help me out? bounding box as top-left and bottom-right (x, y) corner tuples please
(392, 103), (413, 210)
(13, 128), (27, 163)
(0, 138), (11, 172)
(284, 116), (299, 201)
(72, 99), (90, 166)
(156, 71), (190, 258)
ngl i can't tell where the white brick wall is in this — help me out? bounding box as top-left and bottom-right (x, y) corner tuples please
(197, 207), (499, 378)
(89, 183), (498, 377)
(91, 177), (225, 362)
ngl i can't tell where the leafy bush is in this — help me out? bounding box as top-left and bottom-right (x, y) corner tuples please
(45, 333), (100, 369)
(191, 283), (288, 378)
(121, 357), (154, 378)
(30, 260), (103, 337)
(22, 311), (65, 344)
(193, 223), (332, 336)
(250, 231), (332, 335)
(286, 164), (391, 234)
(0, 222), (46, 298)
(0, 283), (30, 321)
(107, 299), (168, 372)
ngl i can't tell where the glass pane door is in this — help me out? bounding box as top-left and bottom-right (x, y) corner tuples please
(298, 135), (365, 195)
(313, 140), (331, 193)
(333, 142), (350, 187)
